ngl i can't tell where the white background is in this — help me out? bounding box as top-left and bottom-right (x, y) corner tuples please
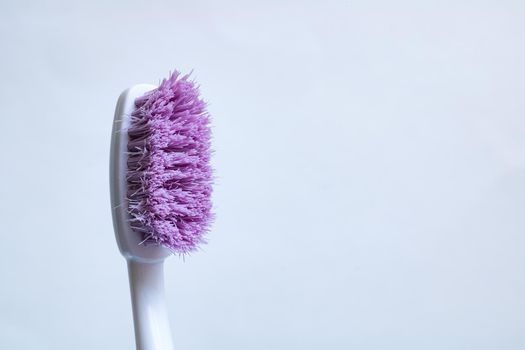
(1, 1), (524, 349)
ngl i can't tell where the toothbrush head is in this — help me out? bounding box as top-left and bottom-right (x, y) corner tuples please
(110, 72), (213, 260)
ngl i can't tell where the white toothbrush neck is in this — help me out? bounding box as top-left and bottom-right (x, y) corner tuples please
(127, 259), (174, 350)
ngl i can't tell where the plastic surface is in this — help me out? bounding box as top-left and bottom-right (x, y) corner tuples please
(110, 84), (174, 350)
(128, 260), (174, 350)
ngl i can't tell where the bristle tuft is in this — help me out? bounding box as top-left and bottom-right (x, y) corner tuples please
(127, 71), (213, 254)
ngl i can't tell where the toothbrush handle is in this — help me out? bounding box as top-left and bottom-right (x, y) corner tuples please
(127, 260), (174, 350)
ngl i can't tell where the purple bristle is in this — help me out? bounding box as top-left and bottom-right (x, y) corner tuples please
(126, 71), (213, 253)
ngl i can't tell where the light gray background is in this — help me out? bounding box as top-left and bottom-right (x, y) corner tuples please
(0, 1), (524, 349)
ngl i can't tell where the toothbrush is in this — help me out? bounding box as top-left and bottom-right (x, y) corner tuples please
(109, 72), (213, 350)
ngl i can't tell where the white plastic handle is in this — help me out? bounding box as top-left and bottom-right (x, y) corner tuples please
(127, 259), (174, 350)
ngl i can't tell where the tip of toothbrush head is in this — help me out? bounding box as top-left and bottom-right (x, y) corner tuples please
(111, 71), (213, 258)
